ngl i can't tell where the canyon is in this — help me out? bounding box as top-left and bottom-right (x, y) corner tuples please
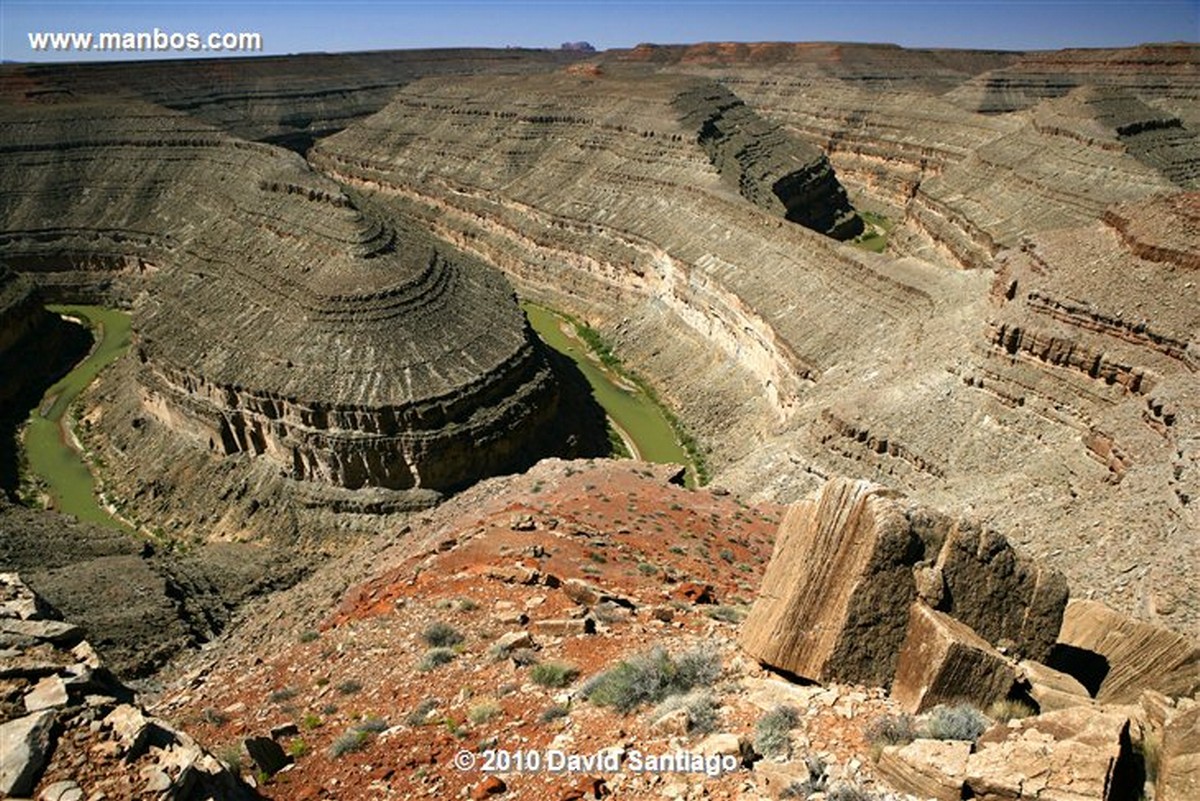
(0, 40), (1197, 800)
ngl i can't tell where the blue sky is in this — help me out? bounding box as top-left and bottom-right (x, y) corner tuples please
(4, 1), (1198, 62)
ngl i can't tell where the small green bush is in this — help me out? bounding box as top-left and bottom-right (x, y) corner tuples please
(468, 701), (501, 725)
(986, 698), (1035, 723)
(299, 712), (322, 730)
(923, 704), (990, 742)
(418, 647), (458, 671)
(531, 661), (580, 688)
(405, 698), (439, 726)
(650, 690), (717, 734)
(865, 712), (918, 749)
(754, 704), (800, 758)
(286, 738), (309, 758)
(355, 716), (387, 734)
(328, 730), (368, 758)
(422, 621), (464, 648)
(299, 630), (319, 643)
(582, 645), (721, 714)
(539, 703), (570, 723)
(337, 679), (363, 695)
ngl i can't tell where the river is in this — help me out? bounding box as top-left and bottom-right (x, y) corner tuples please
(22, 305), (132, 530)
(522, 302), (699, 486)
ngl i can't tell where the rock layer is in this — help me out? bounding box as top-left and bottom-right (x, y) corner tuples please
(0, 93), (605, 532)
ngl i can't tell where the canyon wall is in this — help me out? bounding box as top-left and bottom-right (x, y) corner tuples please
(0, 92), (605, 538)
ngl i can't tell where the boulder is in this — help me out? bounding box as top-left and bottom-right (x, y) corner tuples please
(966, 706), (1140, 800)
(891, 603), (1016, 713)
(0, 709), (56, 797)
(935, 520), (1068, 662)
(876, 739), (971, 801)
(1055, 600), (1200, 703)
(1157, 704), (1200, 801)
(742, 478), (1067, 688)
(1017, 659), (1093, 713)
(245, 735), (292, 776)
(24, 674), (70, 713)
(741, 479), (927, 685)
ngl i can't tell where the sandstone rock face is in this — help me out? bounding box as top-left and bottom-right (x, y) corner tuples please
(935, 521), (1068, 662)
(876, 738), (971, 801)
(966, 706), (1139, 801)
(891, 602), (1016, 713)
(1057, 600), (1200, 703)
(1158, 704), (1200, 801)
(742, 478), (1065, 691)
(1017, 660), (1094, 713)
(0, 709), (56, 796)
(739, 478), (924, 686)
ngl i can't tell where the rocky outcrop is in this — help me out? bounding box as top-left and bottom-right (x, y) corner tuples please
(1158, 704), (1200, 801)
(876, 739), (972, 801)
(965, 707), (1141, 801)
(740, 478), (1066, 688)
(671, 81), (861, 238)
(890, 602), (1016, 713)
(0, 573), (257, 798)
(1056, 600), (1200, 703)
(739, 479), (923, 686)
(1016, 659), (1094, 713)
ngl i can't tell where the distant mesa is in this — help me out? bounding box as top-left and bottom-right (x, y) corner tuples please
(560, 41), (596, 52)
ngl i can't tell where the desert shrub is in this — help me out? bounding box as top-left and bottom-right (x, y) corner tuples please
(539, 703), (570, 723)
(405, 698), (439, 726)
(299, 629), (319, 643)
(417, 647), (457, 671)
(582, 646), (721, 714)
(267, 687), (297, 703)
(215, 743), (242, 774)
(986, 698), (1035, 723)
(705, 605), (747, 624)
(650, 690), (717, 734)
(355, 716), (387, 734)
(865, 712), (918, 751)
(531, 661), (580, 688)
(456, 597), (480, 612)
(923, 704), (990, 742)
(673, 647), (722, 689)
(754, 704), (800, 758)
(422, 621), (464, 648)
(286, 738), (309, 758)
(328, 730), (368, 758)
(467, 701), (501, 725)
(826, 784), (877, 801)
(299, 712), (322, 730)
(337, 679), (363, 695)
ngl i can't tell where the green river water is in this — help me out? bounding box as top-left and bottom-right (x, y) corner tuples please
(22, 305), (132, 529)
(20, 302), (697, 527)
(522, 302), (698, 485)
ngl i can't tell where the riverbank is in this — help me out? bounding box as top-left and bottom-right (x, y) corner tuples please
(522, 301), (704, 486)
(20, 305), (133, 530)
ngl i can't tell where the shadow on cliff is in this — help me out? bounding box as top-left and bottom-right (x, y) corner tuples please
(542, 346), (613, 462)
(0, 312), (92, 499)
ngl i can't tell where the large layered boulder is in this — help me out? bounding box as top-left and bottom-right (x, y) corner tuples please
(1056, 600), (1200, 703)
(891, 602), (1016, 713)
(965, 707), (1140, 801)
(741, 478), (1068, 690)
(935, 521), (1068, 662)
(740, 479), (925, 686)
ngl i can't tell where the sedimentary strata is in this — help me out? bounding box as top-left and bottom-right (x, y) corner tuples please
(0, 93), (605, 538)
